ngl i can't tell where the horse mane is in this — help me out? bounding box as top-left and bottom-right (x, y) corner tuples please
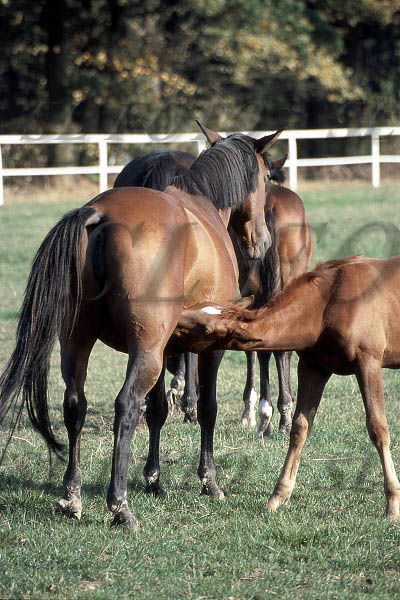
(172, 134), (260, 210)
(114, 149), (195, 191)
(243, 206), (281, 309)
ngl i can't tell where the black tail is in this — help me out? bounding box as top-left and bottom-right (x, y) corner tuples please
(0, 205), (101, 458)
(252, 207), (281, 309)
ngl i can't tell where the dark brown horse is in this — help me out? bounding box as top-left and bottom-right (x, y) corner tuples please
(233, 155), (313, 437)
(0, 123), (281, 528)
(174, 255), (400, 521)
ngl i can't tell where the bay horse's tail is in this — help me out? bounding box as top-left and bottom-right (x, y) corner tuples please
(253, 207), (281, 309)
(0, 205), (102, 458)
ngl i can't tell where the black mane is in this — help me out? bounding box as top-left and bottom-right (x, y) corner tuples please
(172, 134), (260, 210)
(114, 149), (195, 191)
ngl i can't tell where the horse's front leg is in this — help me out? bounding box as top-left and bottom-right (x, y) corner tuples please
(257, 351), (273, 438)
(197, 349), (225, 499)
(166, 353), (185, 412)
(275, 351), (294, 432)
(182, 352), (198, 423)
(107, 349), (163, 529)
(240, 351), (257, 427)
(267, 359), (330, 511)
(144, 364), (168, 495)
(55, 337), (95, 520)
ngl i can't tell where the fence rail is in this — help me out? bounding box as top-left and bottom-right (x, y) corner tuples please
(0, 127), (399, 205)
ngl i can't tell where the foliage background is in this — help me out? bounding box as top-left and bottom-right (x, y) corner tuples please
(0, 0), (399, 168)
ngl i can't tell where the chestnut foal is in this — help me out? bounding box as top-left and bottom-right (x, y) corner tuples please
(174, 255), (400, 520)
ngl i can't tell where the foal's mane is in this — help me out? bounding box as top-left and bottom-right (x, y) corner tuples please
(172, 134), (260, 210)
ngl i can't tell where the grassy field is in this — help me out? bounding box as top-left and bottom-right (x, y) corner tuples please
(0, 182), (400, 599)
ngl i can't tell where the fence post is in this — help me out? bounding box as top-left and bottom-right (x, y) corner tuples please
(288, 134), (298, 190)
(99, 139), (108, 192)
(196, 139), (207, 155)
(0, 145), (3, 206)
(371, 130), (380, 188)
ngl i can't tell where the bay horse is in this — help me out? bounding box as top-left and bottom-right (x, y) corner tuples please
(174, 255), (400, 521)
(0, 123), (281, 528)
(233, 155), (312, 437)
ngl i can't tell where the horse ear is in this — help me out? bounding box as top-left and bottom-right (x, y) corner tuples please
(232, 295), (254, 309)
(272, 154), (288, 170)
(196, 120), (223, 144)
(254, 130), (283, 154)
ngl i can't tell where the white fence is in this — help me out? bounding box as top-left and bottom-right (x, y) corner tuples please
(0, 127), (399, 205)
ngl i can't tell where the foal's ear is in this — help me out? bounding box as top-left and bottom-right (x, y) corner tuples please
(272, 154), (288, 170)
(196, 120), (223, 144)
(254, 130), (283, 154)
(232, 295), (254, 309)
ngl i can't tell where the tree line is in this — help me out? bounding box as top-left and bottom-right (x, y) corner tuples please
(0, 0), (399, 168)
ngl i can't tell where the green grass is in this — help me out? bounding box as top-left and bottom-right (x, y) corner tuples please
(0, 183), (400, 599)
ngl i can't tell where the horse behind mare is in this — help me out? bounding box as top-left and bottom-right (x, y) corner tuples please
(233, 154), (312, 437)
(0, 124), (281, 528)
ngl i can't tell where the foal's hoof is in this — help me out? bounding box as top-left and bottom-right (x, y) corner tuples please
(110, 509), (139, 530)
(266, 494), (285, 512)
(54, 498), (82, 520)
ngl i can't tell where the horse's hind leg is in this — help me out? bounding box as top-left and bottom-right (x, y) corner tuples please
(55, 338), (95, 520)
(107, 348), (163, 529)
(144, 365), (168, 495)
(275, 351), (294, 432)
(257, 351), (274, 438)
(355, 354), (400, 521)
(197, 349), (225, 499)
(240, 351), (257, 427)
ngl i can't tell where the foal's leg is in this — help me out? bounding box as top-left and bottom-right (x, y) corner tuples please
(267, 359), (330, 511)
(55, 338), (95, 519)
(240, 351), (257, 427)
(257, 351), (274, 438)
(197, 349), (225, 499)
(275, 351), (294, 432)
(144, 365), (168, 495)
(107, 349), (163, 528)
(182, 352), (198, 423)
(355, 354), (400, 521)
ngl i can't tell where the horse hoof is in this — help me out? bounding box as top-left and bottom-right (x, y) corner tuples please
(110, 509), (139, 529)
(201, 483), (226, 500)
(183, 412), (197, 424)
(54, 498), (82, 520)
(145, 482), (165, 497)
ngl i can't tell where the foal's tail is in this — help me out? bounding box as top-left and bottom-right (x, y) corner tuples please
(253, 207), (281, 309)
(0, 205), (102, 458)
